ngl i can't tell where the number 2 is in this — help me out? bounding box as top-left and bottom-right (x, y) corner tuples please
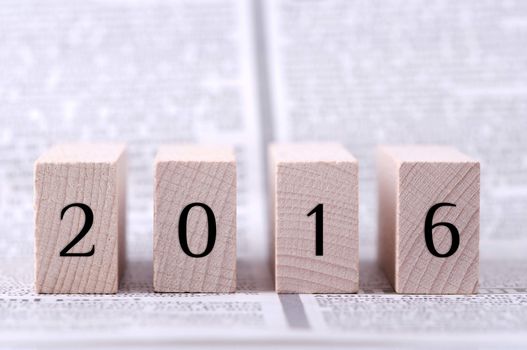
(59, 203), (95, 257)
(307, 204), (323, 256)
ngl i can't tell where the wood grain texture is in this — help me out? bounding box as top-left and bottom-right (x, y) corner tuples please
(269, 143), (359, 293)
(153, 145), (236, 293)
(34, 143), (127, 294)
(377, 145), (480, 294)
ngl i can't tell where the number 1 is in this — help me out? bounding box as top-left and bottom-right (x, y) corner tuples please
(307, 204), (323, 256)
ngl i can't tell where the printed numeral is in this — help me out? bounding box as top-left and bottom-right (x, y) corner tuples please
(307, 203), (324, 256)
(59, 203), (95, 257)
(179, 202), (217, 258)
(424, 202), (460, 258)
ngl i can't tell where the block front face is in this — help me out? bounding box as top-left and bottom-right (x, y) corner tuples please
(397, 162), (480, 294)
(34, 144), (126, 294)
(272, 144), (359, 293)
(377, 146), (480, 295)
(153, 146), (237, 293)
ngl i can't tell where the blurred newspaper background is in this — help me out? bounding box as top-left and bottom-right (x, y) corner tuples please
(0, 0), (526, 348)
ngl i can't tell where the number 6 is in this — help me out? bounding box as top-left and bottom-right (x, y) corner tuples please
(424, 202), (460, 258)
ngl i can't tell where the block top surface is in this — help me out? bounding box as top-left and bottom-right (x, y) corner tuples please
(378, 145), (477, 164)
(270, 143), (356, 163)
(36, 143), (126, 164)
(155, 145), (235, 163)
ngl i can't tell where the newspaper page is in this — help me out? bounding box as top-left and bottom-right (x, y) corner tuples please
(264, 0), (527, 249)
(0, 0), (527, 348)
(0, 0), (267, 260)
(0, 0), (281, 346)
(263, 0), (527, 345)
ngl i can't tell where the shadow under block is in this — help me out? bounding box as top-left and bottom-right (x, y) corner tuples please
(34, 143), (127, 294)
(269, 143), (359, 293)
(377, 146), (480, 294)
(153, 146), (237, 293)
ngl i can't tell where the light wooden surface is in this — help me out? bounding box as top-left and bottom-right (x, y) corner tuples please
(34, 143), (127, 294)
(269, 143), (359, 293)
(154, 145), (237, 293)
(377, 145), (480, 294)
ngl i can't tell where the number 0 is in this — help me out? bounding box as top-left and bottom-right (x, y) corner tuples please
(424, 202), (460, 258)
(179, 203), (217, 258)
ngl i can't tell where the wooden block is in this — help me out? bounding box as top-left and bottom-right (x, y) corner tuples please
(153, 145), (237, 293)
(269, 143), (359, 293)
(34, 143), (127, 294)
(377, 145), (480, 294)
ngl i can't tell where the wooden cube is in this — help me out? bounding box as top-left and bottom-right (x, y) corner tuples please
(269, 143), (359, 293)
(34, 143), (127, 294)
(153, 145), (237, 293)
(377, 145), (480, 294)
